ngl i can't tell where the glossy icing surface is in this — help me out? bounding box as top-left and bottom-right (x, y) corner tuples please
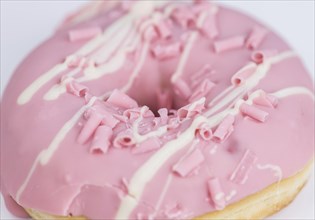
(1, 1), (314, 219)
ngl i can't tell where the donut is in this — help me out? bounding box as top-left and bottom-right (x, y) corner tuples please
(1, 1), (314, 220)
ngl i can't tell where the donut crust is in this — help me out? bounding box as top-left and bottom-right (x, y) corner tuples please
(25, 159), (313, 220)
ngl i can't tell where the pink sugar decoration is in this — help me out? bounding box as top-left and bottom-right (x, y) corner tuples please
(197, 123), (213, 141)
(173, 79), (192, 100)
(214, 35), (245, 53)
(189, 79), (215, 102)
(155, 20), (172, 39)
(198, 13), (218, 39)
(251, 49), (278, 64)
(156, 88), (173, 110)
(172, 149), (205, 177)
(68, 26), (102, 42)
(142, 26), (159, 43)
(151, 42), (181, 60)
(246, 26), (268, 50)
(107, 89), (138, 109)
(213, 114), (235, 142)
(132, 137), (161, 154)
(253, 91), (278, 108)
(113, 130), (135, 148)
(171, 6), (196, 28)
(66, 80), (88, 97)
(207, 177), (226, 210)
(240, 103), (269, 122)
(77, 111), (103, 144)
(177, 98), (205, 121)
(229, 149), (257, 184)
(90, 125), (113, 154)
(158, 108), (169, 125)
(231, 64), (257, 85)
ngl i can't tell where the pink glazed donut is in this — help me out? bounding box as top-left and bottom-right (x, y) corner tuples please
(1, 1), (314, 219)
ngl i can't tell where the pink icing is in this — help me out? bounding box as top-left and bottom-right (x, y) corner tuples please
(240, 103), (269, 122)
(172, 149), (205, 177)
(1, 1), (314, 220)
(214, 35), (245, 53)
(246, 25), (268, 50)
(90, 125), (113, 154)
(207, 177), (226, 210)
(68, 27), (102, 42)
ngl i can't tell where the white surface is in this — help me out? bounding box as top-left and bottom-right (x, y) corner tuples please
(0, 1), (314, 219)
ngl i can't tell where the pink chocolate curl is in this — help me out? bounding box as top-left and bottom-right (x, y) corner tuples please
(251, 49), (278, 64)
(229, 149), (257, 184)
(189, 79), (215, 102)
(151, 42), (181, 60)
(156, 88), (173, 110)
(213, 114), (235, 142)
(155, 20), (172, 39)
(158, 108), (169, 125)
(253, 91), (278, 108)
(207, 177), (226, 210)
(173, 79), (192, 100)
(68, 26), (102, 42)
(197, 123), (213, 141)
(240, 103), (269, 122)
(107, 89), (138, 109)
(171, 6), (196, 28)
(246, 26), (268, 50)
(66, 80), (88, 97)
(198, 13), (218, 39)
(231, 64), (257, 85)
(113, 130), (135, 148)
(172, 149), (205, 177)
(78, 111), (103, 144)
(142, 26), (159, 43)
(177, 98), (205, 121)
(90, 125), (113, 154)
(214, 35), (245, 53)
(132, 137), (161, 154)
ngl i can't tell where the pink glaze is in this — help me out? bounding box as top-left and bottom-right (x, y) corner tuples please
(1, 1), (314, 220)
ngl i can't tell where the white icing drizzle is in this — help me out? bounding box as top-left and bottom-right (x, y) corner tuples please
(205, 51), (296, 116)
(171, 6), (218, 84)
(15, 97), (97, 202)
(256, 163), (283, 181)
(17, 1), (169, 105)
(271, 86), (315, 100)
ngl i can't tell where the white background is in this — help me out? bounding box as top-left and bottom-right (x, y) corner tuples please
(0, 1), (314, 219)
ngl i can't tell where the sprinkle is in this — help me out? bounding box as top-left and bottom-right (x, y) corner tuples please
(231, 63), (257, 85)
(189, 79), (215, 102)
(154, 20), (172, 39)
(132, 137), (161, 154)
(68, 26), (102, 42)
(177, 97), (205, 121)
(229, 149), (257, 184)
(77, 111), (103, 144)
(253, 91), (278, 108)
(171, 6), (196, 28)
(142, 26), (159, 43)
(214, 35), (245, 53)
(90, 125), (113, 154)
(172, 149), (205, 177)
(251, 49), (278, 64)
(156, 88), (173, 110)
(240, 103), (269, 122)
(207, 177), (226, 210)
(66, 80), (88, 97)
(197, 12), (218, 39)
(213, 114), (235, 142)
(107, 89), (138, 109)
(173, 79), (192, 100)
(246, 26), (268, 50)
(196, 123), (213, 141)
(158, 108), (169, 125)
(113, 129), (135, 148)
(151, 42), (181, 60)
